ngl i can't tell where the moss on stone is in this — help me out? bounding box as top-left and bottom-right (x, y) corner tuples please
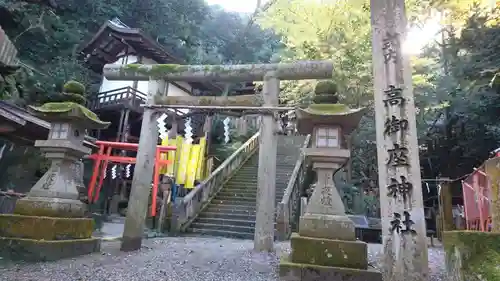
(443, 231), (500, 281)
(122, 63), (241, 79)
(290, 233), (367, 269)
(123, 64), (190, 78)
(315, 80), (338, 95)
(0, 214), (93, 240)
(303, 103), (355, 115)
(29, 102), (110, 129)
(14, 198), (85, 218)
(50, 92), (87, 105)
(29, 80), (109, 129)
(63, 80), (86, 96)
(313, 80), (339, 104)
(279, 253), (382, 280)
(62, 92), (87, 105)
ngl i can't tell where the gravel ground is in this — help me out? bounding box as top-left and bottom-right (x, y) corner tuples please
(0, 236), (445, 281)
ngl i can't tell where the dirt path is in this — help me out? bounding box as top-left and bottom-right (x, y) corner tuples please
(0, 237), (445, 281)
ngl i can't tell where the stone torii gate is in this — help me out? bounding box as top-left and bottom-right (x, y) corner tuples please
(103, 61), (333, 252)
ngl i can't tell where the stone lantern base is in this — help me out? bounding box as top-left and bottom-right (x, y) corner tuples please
(0, 142), (100, 261)
(0, 214), (100, 261)
(279, 159), (382, 280)
(279, 232), (382, 280)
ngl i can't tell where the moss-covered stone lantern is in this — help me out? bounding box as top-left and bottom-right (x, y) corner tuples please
(0, 81), (110, 261)
(279, 81), (381, 280)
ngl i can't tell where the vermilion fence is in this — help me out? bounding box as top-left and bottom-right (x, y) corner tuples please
(461, 164), (492, 231)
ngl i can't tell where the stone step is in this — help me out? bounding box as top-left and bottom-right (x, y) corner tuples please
(229, 176), (293, 181)
(189, 228), (254, 240)
(187, 135), (306, 239)
(213, 196), (257, 203)
(218, 190), (285, 197)
(233, 170), (296, 175)
(213, 197), (284, 205)
(221, 183), (287, 193)
(231, 174), (292, 179)
(198, 212), (256, 221)
(215, 196), (256, 202)
(206, 204), (256, 213)
(202, 205), (256, 213)
(215, 193), (285, 199)
(196, 217), (256, 227)
(190, 222), (254, 233)
(238, 166), (296, 171)
(236, 175), (293, 179)
(225, 181), (290, 187)
(218, 192), (286, 198)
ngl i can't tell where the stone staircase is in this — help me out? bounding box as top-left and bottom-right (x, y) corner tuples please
(188, 135), (306, 239)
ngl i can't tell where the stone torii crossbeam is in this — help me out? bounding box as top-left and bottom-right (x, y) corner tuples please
(103, 61), (334, 252)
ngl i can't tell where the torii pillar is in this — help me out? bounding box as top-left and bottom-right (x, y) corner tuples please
(103, 61), (334, 252)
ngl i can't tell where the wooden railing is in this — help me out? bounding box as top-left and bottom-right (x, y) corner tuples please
(88, 86), (194, 120)
(171, 132), (260, 232)
(276, 134), (311, 240)
(87, 86), (147, 110)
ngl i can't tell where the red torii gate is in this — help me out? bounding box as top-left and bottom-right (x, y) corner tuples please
(87, 140), (176, 216)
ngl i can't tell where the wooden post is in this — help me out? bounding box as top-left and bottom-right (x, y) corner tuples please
(254, 72), (279, 252)
(485, 158), (500, 232)
(116, 109), (126, 141)
(157, 177), (171, 233)
(168, 118), (178, 176)
(122, 109), (130, 142)
(120, 78), (166, 252)
(118, 109), (131, 201)
(439, 180), (454, 232)
(370, 0), (428, 279)
(203, 114), (212, 156)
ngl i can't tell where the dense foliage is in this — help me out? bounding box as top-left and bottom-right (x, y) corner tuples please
(0, 0), (282, 104)
(260, 0), (500, 190)
(1, 0), (500, 216)
(0, 0), (281, 190)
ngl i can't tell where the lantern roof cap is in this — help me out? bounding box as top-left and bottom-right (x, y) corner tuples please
(295, 104), (366, 135)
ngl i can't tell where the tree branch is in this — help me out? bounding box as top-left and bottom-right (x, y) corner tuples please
(13, 0), (58, 9)
(13, 10), (46, 42)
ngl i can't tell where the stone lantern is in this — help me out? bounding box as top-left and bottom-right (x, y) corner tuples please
(16, 82), (109, 217)
(0, 81), (110, 261)
(279, 81), (381, 280)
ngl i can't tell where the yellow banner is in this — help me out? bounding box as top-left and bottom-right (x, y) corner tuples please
(173, 136), (183, 178)
(196, 137), (206, 180)
(176, 141), (191, 185)
(185, 144), (201, 189)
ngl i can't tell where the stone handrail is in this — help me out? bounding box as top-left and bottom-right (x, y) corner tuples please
(276, 134), (311, 240)
(171, 132), (260, 231)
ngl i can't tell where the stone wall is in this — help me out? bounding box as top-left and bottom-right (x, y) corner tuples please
(443, 231), (500, 281)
